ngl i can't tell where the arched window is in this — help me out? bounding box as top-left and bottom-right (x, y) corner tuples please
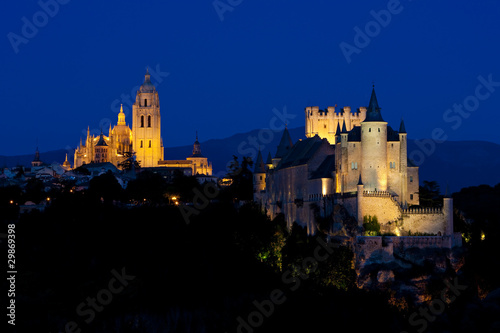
(369, 128), (371, 132)
(140, 115), (144, 127)
(144, 99), (147, 107)
(148, 115), (151, 127)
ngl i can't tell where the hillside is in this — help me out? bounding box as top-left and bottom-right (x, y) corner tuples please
(2, 126), (500, 193)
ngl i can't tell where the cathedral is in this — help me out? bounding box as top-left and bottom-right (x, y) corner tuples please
(255, 87), (461, 249)
(74, 70), (212, 176)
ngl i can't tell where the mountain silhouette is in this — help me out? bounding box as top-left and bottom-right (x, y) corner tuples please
(2, 126), (499, 193)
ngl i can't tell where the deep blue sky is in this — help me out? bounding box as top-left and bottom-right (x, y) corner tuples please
(1, 0), (499, 156)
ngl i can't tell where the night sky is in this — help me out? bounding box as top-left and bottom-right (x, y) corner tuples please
(1, 0), (499, 156)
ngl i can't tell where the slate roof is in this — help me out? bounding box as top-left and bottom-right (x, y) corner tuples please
(399, 118), (407, 133)
(364, 87), (384, 122)
(254, 150), (266, 173)
(310, 155), (336, 179)
(95, 133), (108, 147)
(277, 135), (324, 170)
(346, 125), (400, 141)
(266, 152), (273, 164)
(275, 128), (293, 158)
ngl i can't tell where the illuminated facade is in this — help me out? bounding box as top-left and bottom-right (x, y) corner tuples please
(74, 70), (212, 176)
(257, 87), (456, 241)
(132, 69), (164, 167)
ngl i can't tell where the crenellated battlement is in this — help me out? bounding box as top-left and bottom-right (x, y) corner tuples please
(402, 207), (443, 214)
(305, 106), (367, 118)
(362, 190), (392, 197)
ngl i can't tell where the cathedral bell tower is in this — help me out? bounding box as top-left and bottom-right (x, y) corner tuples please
(132, 69), (164, 167)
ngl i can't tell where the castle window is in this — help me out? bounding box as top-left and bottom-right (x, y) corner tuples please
(144, 99), (147, 107)
(353, 144), (356, 147)
(410, 194), (414, 200)
(378, 128), (380, 132)
(324, 124), (326, 129)
(149, 140), (151, 148)
(391, 143), (394, 148)
(369, 128), (371, 132)
(141, 115), (144, 127)
(260, 176), (263, 180)
(148, 115), (151, 127)
(410, 176), (413, 183)
(140, 140), (143, 148)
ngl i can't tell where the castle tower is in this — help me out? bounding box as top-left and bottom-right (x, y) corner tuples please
(253, 149), (266, 192)
(305, 106), (336, 144)
(399, 118), (408, 207)
(360, 87), (388, 191)
(132, 69), (164, 167)
(340, 120), (349, 194)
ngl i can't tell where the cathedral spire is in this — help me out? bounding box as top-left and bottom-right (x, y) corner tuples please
(190, 132), (202, 157)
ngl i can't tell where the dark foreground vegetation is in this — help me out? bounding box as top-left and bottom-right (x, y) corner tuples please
(1, 175), (500, 332)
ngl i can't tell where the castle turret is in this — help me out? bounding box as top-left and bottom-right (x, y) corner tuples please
(253, 149), (266, 192)
(266, 152), (273, 170)
(360, 86), (388, 191)
(399, 118), (408, 207)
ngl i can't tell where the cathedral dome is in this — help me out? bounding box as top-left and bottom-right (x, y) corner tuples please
(140, 69), (156, 93)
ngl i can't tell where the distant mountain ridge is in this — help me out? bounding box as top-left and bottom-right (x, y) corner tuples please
(2, 126), (499, 193)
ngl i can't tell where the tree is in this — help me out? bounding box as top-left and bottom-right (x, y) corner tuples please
(419, 180), (442, 207)
(88, 170), (123, 203)
(363, 215), (380, 236)
(24, 178), (45, 203)
(223, 155), (254, 201)
(118, 151), (140, 171)
(126, 170), (166, 203)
